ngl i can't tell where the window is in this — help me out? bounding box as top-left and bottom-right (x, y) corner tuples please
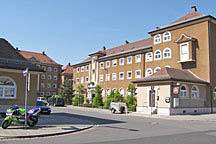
(41, 74), (45, 80)
(48, 75), (52, 80)
(163, 32), (171, 42)
(106, 74), (110, 81)
(0, 76), (16, 99)
(53, 84), (57, 89)
(85, 77), (89, 83)
(52, 92), (56, 96)
(81, 66), (85, 72)
(154, 67), (161, 73)
(191, 86), (199, 98)
(42, 66), (46, 71)
(54, 76), (57, 80)
(119, 72), (124, 80)
(92, 57), (96, 63)
(145, 52), (153, 62)
(76, 78), (79, 84)
(113, 88), (117, 92)
(127, 71), (132, 79)
(135, 70), (141, 78)
(77, 67), (80, 73)
(127, 56), (132, 64)
(46, 92), (50, 96)
(47, 83), (51, 88)
(135, 54), (141, 63)
(54, 68), (58, 72)
(127, 88), (131, 96)
(154, 34), (161, 44)
(106, 89), (110, 95)
(100, 62), (104, 69)
(41, 83), (45, 88)
(180, 85), (188, 98)
(154, 50), (161, 60)
(163, 48), (171, 59)
(86, 65), (89, 71)
(48, 67), (52, 72)
(119, 88), (124, 96)
(119, 58), (124, 65)
(100, 74), (104, 82)
(112, 73), (117, 80)
(213, 88), (216, 100)
(112, 59), (117, 67)
(146, 68), (153, 77)
(165, 65), (171, 68)
(80, 77), (84, 83)
(180, 42), (189, 61)
(40, 92), (44, 96)
(106, 61), (110, 68)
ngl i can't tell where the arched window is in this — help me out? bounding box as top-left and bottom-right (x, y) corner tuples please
(180, 85), (188, 98)
(163, 31), (171, 42)
(0, 76), (16, 99)
(154, 50), (161, 60)
(154, 67), (161, 73)
(154, 34), (161, 44)
(126, 88), (131, 96)
(119, 88), (124, 96)
(146, 68), (153, 77)
(163, 48), (171, 59)
(145, 52), (153, 62)
(213, 88), (216, 100)
(191, 86), (199, 98)
(165, 65), (171, 68)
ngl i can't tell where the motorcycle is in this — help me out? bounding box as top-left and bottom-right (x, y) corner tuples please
(1, 105), (41, 129)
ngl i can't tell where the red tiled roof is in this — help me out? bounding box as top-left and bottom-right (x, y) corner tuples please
(62, 64), (73, 74)
(19, 50), (60, 65)
(133, 67), (208, 84)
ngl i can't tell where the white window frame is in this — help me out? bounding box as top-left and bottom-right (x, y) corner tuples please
(135, 54), (141, 63)
(99, 74), (104, 82)
(119, 58), (124, 65)
(77, 67), (80, 73)
(46, 92), (51, 96)
(135, 70), (141, 78)
(127, 56), (132, 64)
(119, 72), (124, 80)
(112, 59), (117, 67)
(40, 92), (44, 96)
(85, 77), (89, 83)
(86, 65), (89, 71)
(106, 89), (110, 95)
(100, 62), (104, 69)
(54, 68), (58, 72)
(41, 74), (45, 80)
(154, 67), (161, 73)
(76, 78), (79, 84)
(180, 85), (188, 98)
(80, 77), (84, 83)
(146, 68), (153, 77)
(54, 76), (57, 80)
(154, 34), (161, 44)
(47, 83), (51, 89)
(52, 92), (56, 96)
(112, 73), (117, 80)
(48, 75), (52, 80)
(180, 42), (189, 62)
(42, 66), (46, 71)
(145, 52), (153, 62)
(163, 31), (171, 42)
(191, 86), (199, 99)
(81, 66), (85, 72)
(119, 88), (124, 96)
(53, 84), (57, 89)
(106, 61), (110, 68)
(0, 76), (17, 99)
(113, 88), (117, 93)
(127, 71), (132, 79)
(106, 74), (110, 81)
(165, 65), (171, 68)
(154, 50), (162, 61)
(41, 83), (45, 88)
(48, 67), (52, 72)
(163, 48), (172, 59)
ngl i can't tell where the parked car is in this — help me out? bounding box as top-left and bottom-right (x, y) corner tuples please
(36, 101), (51, 114)
(48, 97), (65, 107)
(110, 102), (127, 114)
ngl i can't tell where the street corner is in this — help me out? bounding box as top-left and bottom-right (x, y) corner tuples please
(0, 113), (94, 140)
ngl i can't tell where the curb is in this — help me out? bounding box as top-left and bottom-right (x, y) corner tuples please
(0, 125), (94, 140)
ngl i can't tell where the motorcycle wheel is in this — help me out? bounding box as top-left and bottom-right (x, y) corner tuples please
(1, 120), (10, 129)
(27, 116), (38, 127)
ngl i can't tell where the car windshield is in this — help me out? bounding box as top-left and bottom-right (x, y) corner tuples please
(36, 101), (46, 106)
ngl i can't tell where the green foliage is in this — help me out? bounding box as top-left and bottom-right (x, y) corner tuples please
(86, 99), (90, 104)
(103, 99), (112, 109)
(103, 90), (124, 109)
(72, 84), (84, 106)
(93, 85), (103, 107)
(127, 83), (136, 97)
(114, 90), (124, 102)
(58, 80), (73, 104)
(126, 83), (137, 111)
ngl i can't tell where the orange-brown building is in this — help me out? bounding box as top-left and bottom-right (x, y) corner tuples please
(62, 63), (73, 84)
(19, 50), (62, 98)
(72, 6), (216, 115)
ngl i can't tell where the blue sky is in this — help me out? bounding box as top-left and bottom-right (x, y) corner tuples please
(0, 0), (215, 66)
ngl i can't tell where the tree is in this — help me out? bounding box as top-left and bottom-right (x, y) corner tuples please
(127, 83), (136, 97)
(103, 90), (124, 109)
(72, 84), (84, 106)
(114, 90), (124, 102)
(92, 85), (103, 107)
(58, 80), (73, 104)
(126, 83), (137, 111)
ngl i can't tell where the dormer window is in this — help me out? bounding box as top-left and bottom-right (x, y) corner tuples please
(180, 42), (189, 62)
(154, 34), (161, 44)
(154, 50), (161, 60)
(163, 32), (171, 42)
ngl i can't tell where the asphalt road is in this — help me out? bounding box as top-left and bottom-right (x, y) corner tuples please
(2, 106), (216, 144)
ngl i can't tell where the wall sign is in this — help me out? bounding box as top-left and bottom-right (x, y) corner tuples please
(173, 87), (179, 94)
(165, 97), (170, 103)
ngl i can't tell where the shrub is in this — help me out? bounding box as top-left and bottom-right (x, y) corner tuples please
(92, 85), (103, 107)
(72, 94), (84, 106)
(104, 99), (112, 109)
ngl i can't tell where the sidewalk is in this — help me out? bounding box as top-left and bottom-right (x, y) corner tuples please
(0, 113), (94, 139)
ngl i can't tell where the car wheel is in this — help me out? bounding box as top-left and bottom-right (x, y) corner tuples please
(111, 108), (116, 114)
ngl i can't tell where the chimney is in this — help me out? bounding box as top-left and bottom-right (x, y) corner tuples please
(190, 6), (197, 13)
(16, 47), (19, 51)
(68, 62), (71, 66)
(102, 46), (106, 51)
(156, 26), (159, 30)
(42, 51), (46, 55)
(125, 40), (129, 44)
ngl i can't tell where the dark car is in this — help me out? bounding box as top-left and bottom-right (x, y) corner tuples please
(48, 97), (65, 107)
(36, 101), (51, 114)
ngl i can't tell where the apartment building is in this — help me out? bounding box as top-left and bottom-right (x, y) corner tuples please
(19, 50), (62, 98)
(72, 6), (216, 115)
(62, 63), (73, 84)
